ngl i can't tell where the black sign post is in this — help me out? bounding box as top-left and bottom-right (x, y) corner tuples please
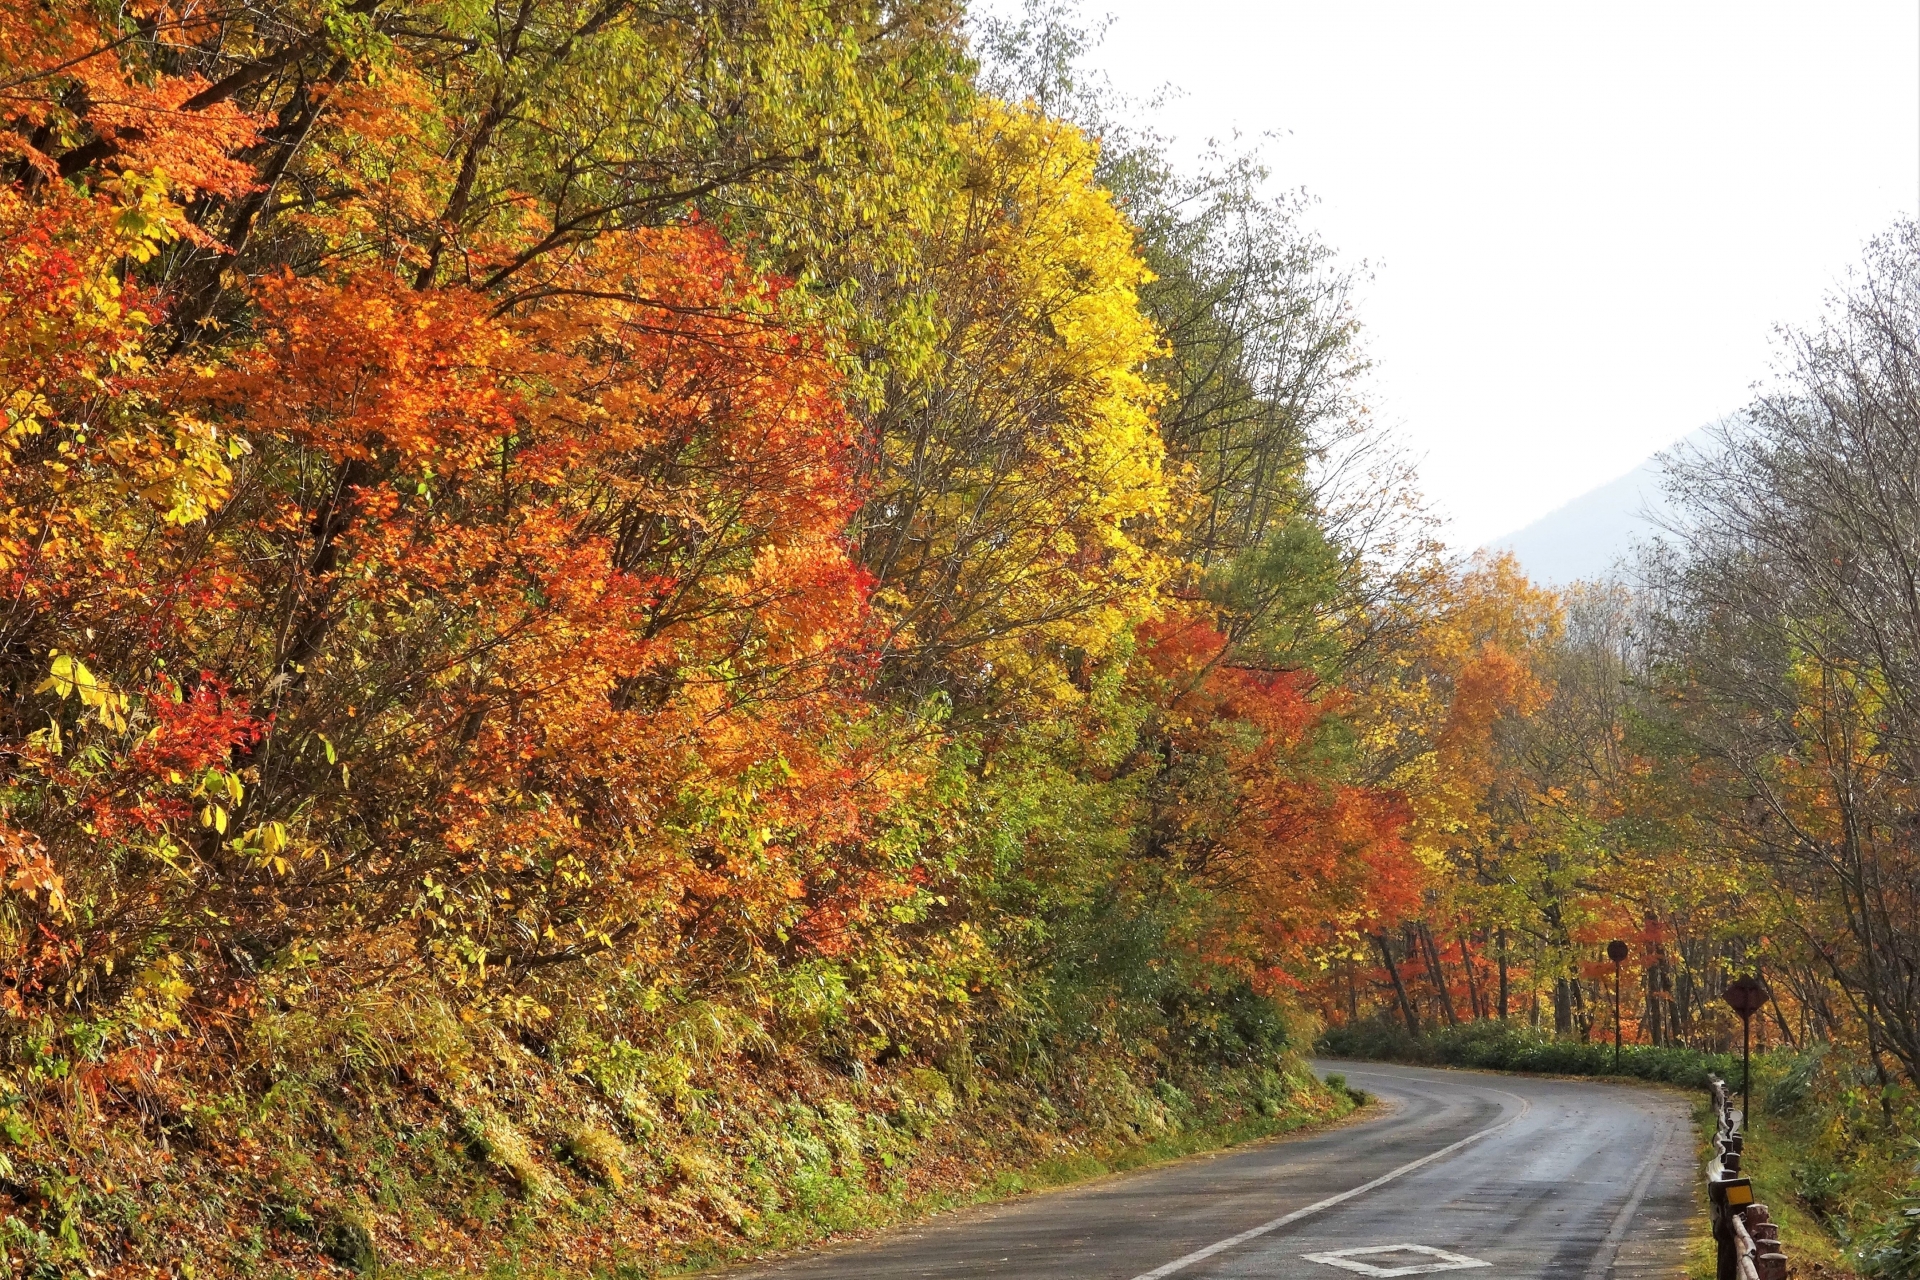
(1724, 975), (1767, 1126)
(1607, 939), (1628, 1070)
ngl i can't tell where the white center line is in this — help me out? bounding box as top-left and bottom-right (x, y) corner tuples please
(1125, 1081), (1532, 1280)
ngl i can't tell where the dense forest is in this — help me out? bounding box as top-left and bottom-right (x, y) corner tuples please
(6, 0), (1920, 1274)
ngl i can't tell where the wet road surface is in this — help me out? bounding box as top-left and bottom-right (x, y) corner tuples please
(720, 1060), (1699, 1280)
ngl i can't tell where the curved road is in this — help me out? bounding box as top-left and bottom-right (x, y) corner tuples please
(720, 1061), (1699, 1280)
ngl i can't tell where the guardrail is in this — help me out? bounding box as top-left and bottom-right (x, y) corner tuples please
(1707, 1074), (1790, 1280)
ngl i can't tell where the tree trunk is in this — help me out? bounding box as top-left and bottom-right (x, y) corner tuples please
(1675, 944), (1695, 1046)
(1648, 964), (1665, 1046)
(1459, 934), (1483, 1020)
(1870, 1017), (1896, 1128)
(1418, 924), (1460, 1027)
(1768, 989), (1798, 1049)
(1497, 929), (1510, 1021)
(1656, 950), (1675, 1046)
(1375, 933), (1420, 1036)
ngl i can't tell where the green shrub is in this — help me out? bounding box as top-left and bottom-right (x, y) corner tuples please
(320, 1209), (376, 1274)
(1854, 1200), (1920, 1278)
(559, 1123), (629, 1188)
(1768, 1047), (1828, 1115)
(1792, 1157), (1851, 1224)
(456, 1106), (556, 1201)
(1314, 1017), (1741, 1090)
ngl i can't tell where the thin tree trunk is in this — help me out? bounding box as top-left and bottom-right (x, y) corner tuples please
(1375, 933), (1419, 1036)
(1769, 989), (1798, 1050)
(1871, 1031), (1895, 1128)
(1459, 934), (1483, 1020)
(1657, 950), (1675, 1046)
(1418, 924), (1460, 1027)
(1497, 929), (1510, 1021)
(1645, 964), (1663, 1046)
(1676, 946), (1694, 1046)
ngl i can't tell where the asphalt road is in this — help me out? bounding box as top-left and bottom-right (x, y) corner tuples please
(719, 1060), (1700, 1280)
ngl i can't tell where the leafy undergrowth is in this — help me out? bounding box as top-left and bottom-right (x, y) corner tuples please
(1744, 1048), (1920, 1280)
(0, 980), (1355, 1279)
(1680, 1093), (1859, 1280)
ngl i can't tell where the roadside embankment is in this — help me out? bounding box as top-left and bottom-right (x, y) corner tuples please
(0, 998), (1355, 1279)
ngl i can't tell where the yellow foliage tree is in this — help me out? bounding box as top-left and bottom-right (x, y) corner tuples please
(855, 101), (1173, 712)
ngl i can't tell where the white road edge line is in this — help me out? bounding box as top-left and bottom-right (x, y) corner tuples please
(1582, 1115), (1677, 1280)
(1125, 1084), (1532, 1280)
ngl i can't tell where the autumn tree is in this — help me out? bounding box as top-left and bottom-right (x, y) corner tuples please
(1650, 226), (1920, 1081)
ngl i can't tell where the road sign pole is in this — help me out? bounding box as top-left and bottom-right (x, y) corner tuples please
(1722, 974), (1768, 1131)
(1614, 958), (1622, 1070)
(1607, 939), (1628, 1071)
(1742, 1012), (1752, 1125)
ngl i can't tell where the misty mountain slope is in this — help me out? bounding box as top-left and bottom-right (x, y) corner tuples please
(1485, 425), (1720, 586)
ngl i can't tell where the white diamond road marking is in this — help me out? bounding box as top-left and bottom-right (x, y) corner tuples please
(1301, 1244), (1493, 1277)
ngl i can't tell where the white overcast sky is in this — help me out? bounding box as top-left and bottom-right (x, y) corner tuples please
(988, 2), (1920, 548)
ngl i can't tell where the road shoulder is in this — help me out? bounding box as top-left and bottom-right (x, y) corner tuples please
(693, 1087), (1386, 1277)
